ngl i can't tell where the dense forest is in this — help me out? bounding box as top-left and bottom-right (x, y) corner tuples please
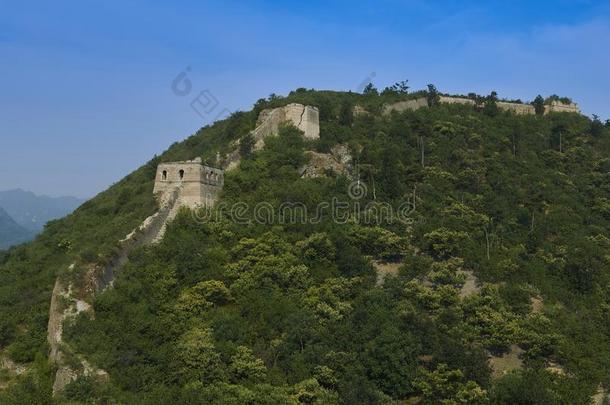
(1, 85), (609, 404)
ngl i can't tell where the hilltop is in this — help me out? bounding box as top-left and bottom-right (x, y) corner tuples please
(0, 85), (609, 404)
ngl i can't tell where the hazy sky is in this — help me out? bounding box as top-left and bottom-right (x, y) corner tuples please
(1, 0), (609, 198)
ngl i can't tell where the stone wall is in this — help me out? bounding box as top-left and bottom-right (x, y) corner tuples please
(256, 103), (320, 141)
(438, 96), (476, 106)
(153, 157), (223, 208)
(49, 184), (187, 394)
(545, 100), (580, 114)
(225, 103), (320, 171)
(50, 159), (224, 395)
(497, 101), (535, 115)
(383, 95), (580, 117)
(383, 97), (428, 114)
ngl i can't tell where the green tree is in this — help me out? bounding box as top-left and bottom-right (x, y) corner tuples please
(176, 280), (232, 316)
(177, 327), (224, 382)
(239, 133), (255, 158)
(229, 346), (267, 383)
(382, 80), (409, 95)
(363, 83), (378, 96)
(427, 84), (440, 107)
(483, 91), (499, 116)
(532, 95), (545, 115)
(591, 114), (605, 137)
(338, 102), (354, 126)
(416, 364), (487, 404)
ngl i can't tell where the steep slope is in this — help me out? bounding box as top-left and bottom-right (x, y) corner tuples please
(0, 104), (260, 402)
(0, 207), (34, 250)
(1, 88), (609, 404)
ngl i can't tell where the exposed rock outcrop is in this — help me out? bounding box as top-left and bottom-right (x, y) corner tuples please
(0, 351), (27, 389)
(352, 105), (369, 116)
(300, 145), (352, 179)
(458, 270), (481, 298)
(593, 385), (609, 405)
(489, 344), (524, 378)
(372, 260), (401, 286)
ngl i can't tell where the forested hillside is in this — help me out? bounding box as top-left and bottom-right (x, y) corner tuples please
(1, 87), (609, 404)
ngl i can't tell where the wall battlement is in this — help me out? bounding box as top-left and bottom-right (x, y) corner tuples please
(153, 157), (224, 208)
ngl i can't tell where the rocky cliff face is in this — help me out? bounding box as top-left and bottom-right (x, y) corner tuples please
(300, 144), (353, 179)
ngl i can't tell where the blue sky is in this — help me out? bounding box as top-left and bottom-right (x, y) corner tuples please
(1, 0), (609, 198)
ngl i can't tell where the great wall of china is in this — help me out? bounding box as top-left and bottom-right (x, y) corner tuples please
(47, 102), (320, 394)
(380, 95), (580, 116)
(46, 93), (581, 394)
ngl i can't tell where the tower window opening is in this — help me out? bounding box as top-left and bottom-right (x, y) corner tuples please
(162, 170), (167, 180)
(179, 169), (185, 180)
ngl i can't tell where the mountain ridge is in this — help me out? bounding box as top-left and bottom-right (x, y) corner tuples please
(0, 188), (85, 233)
(0, 206), (35, 250)
(0, 87), (609, 403)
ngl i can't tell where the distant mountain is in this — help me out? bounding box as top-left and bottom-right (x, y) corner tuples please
(0, 206), (35, 250)
(0, 189), (85, 232)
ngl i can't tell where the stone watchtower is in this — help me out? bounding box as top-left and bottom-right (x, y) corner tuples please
(153, 157), (223, 208)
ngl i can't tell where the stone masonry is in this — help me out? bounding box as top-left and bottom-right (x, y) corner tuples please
(153, 157), (224, 208)
(382, 97), (429, 114)
(439, 96), (476, 106)
(254, 103), (320, 146)
(381, 96), (579, 116)
(497, 101), (535, 115)
(49, 105), (319, 395)
(225, 103), (320, 170)
(545, 100), (580, 114)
